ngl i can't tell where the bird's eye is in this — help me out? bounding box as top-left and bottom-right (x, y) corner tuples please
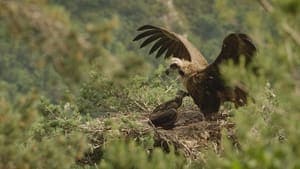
(178, 70), (185, 76)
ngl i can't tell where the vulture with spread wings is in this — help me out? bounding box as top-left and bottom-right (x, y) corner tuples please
(133, 25), (256, 117)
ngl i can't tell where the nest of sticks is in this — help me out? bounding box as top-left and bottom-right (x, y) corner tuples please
(77, 104), (239, 165)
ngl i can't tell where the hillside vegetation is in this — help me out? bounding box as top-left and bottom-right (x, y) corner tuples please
(0, 0), (299, 168)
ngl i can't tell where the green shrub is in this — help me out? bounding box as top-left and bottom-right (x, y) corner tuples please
(99, 139), (186, 169)
(0, 92), (87, 169)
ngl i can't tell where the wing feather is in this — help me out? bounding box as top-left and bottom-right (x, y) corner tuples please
(137, 25), (157, 31)
(176, 44), (183, 58)
(212, 33), (257, 67)
(149, 37), (169, 54)
(133, 25), (208, 67)
(155, 40), (172, 58)
(164, 42), (177, 59)
(133, 29), (161, 41)
(140, 34), (162, 48)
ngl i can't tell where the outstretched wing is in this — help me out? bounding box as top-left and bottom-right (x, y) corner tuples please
(210, 33), (257, 68)
(133, 25), (208, 67)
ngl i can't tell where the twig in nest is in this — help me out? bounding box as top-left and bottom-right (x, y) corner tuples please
(179, 141), (194, 157)
(134, 100), (150, 112)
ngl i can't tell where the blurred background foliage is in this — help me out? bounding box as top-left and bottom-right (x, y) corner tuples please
(0, 0), (299, 168)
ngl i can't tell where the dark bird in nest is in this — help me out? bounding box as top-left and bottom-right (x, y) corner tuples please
(134, 25), (257, 118)
(149, 90), (189, 129)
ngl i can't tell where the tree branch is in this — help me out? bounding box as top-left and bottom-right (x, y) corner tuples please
(257, 0), (274, 12)
(257, 0), (300, 46)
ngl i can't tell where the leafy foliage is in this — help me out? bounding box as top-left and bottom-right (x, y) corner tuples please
(100, 140), (186, 169)
(0, 0), (299, 169)
(0, 90), (87, 169)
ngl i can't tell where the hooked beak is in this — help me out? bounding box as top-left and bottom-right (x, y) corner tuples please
(165, 63), (179, 76)
(165, 68), (171, 75)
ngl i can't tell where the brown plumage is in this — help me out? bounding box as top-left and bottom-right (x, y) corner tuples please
(134, 25), (256, 117)
(149, 90), (188, 129)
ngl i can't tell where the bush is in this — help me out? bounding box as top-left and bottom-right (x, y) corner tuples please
(0, 92), (87, 169)
(99, 139), (186, 169)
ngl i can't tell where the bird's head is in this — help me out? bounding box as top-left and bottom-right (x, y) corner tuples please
(165, 58), (200, 78)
